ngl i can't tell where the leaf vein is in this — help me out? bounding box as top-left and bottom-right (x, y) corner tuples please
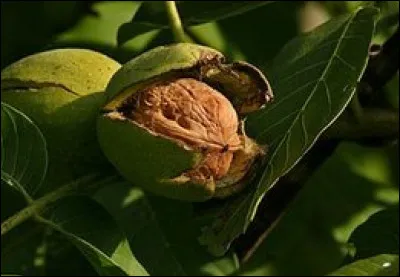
(322, 79), (332, 116)
(254, 80), (318, 122)
(301, 112), (308, 150)
(280, 60), (328, 84)
(335, 54), (356, 71)
(256, 109), (300, 139)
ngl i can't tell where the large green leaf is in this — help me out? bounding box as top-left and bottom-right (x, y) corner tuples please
(247, 6), (378, 213)
(200, 7), (379, 256)
(117, 1), (273, 45)
(94, 181), (239, 276)
(1, 102), (47, 198)
(328, 254), (399, 276)
(347, 206), (399, 260)
(38, 196), (148, 276)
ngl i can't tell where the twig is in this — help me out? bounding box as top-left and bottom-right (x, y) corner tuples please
(323, 108), (399, 141)
(165, 1), (187, 43)
(1, 174), (117, 236)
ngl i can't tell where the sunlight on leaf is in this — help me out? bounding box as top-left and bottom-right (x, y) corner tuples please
(135, 1), (272, 26)
(54, 1), (158, 62)
(56, 1), (140, 46)
(328, 254), (399, 276)
(117, 1), (273, 46)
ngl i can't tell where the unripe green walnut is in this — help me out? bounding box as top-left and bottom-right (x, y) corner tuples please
(97, 43), (273, 201)
(1, 49), (121, 193)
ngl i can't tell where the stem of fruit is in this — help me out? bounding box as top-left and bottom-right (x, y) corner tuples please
(165, 1), (187, 43)
(1, 174), (116, 236)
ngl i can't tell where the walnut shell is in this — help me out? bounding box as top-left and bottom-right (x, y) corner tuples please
(97, 43), (272, 201)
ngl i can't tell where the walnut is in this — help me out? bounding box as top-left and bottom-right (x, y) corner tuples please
(133, 78), (242, 181)
(97, 43), (272, 201)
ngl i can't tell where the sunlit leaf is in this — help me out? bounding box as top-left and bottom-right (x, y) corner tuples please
(117, 1), (273, 45)
(328, 254), (399, 276)
(53, 1), (151, 63)
(137, 1), (272, 26)
(188, 1), (299, 67)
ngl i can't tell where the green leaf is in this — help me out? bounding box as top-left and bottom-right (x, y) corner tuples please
(38, 195), (148, 276)
(137, 1), (272, 26)
(53, 1), (153, 63)
(198, 192), (253, 256)
(347, 206), (399, 260)
(94, 181), (239, 276)
(200, 7), (379, 255)
(328, 254), (399, 276)
(117, 1), (273, 45)
(247, 5), (379, 219)
(1, 102), (48, 198)
(188, 1), (300, 67)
